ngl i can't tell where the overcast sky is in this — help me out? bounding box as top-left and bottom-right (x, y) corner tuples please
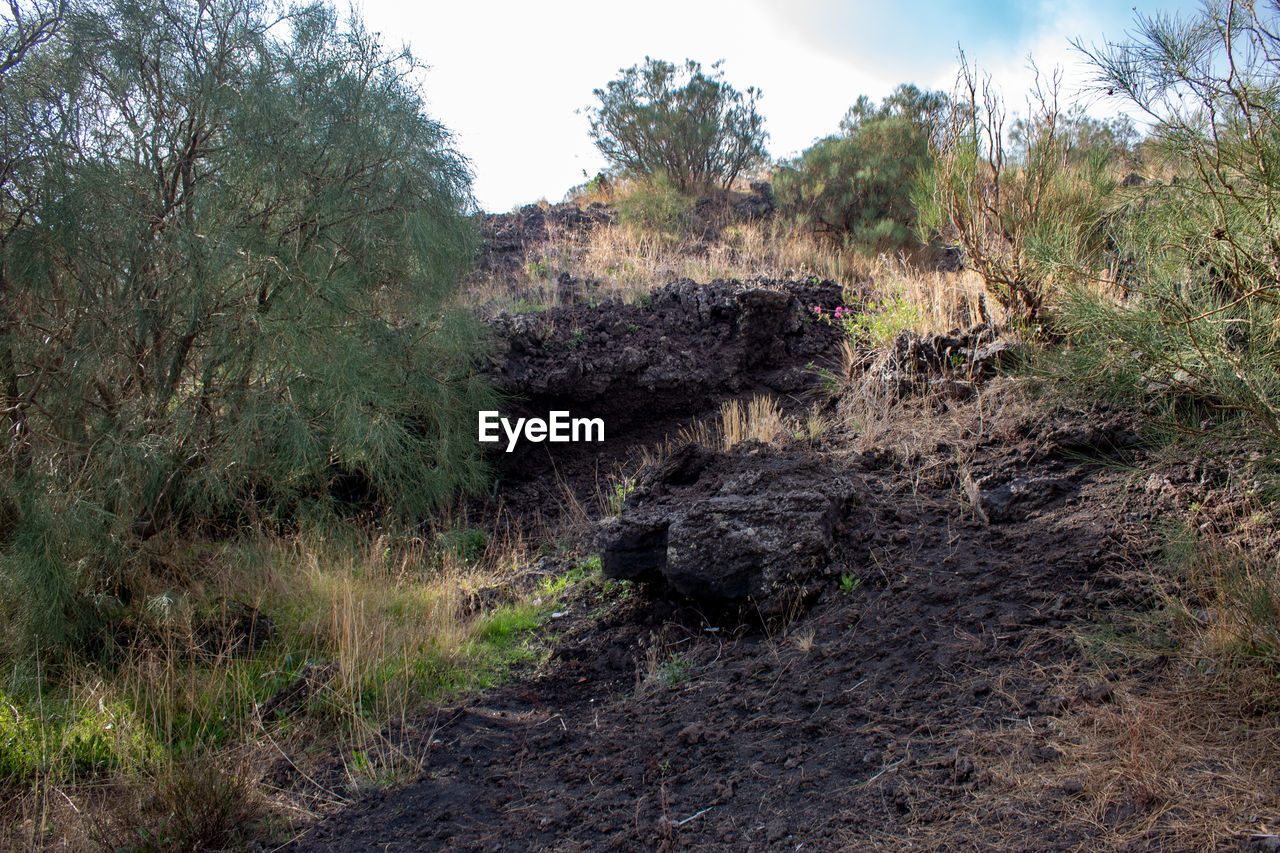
(353, 0), (1203, 213)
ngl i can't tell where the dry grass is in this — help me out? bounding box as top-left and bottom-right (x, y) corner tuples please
(462, 216), (861, 312)
(790, 627), (817, 655)
(837, 370), (1024, 454)
(718, 395), (786, 448)
(1157, 529), (1280, 669)
(932, 658), (1280, 852)
(1050, 680), (1280, 850)
(866, 254), (995, 334)
(898, 474), (1280, 851)
(636, 394), (793, 471)
(0, 518), (578, 851)
(463, 201), (997, 341)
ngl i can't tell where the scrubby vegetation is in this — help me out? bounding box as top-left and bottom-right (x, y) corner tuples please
(0, 0), (496, 661)
(6, 0), (1280, 847)
(0, 0), (571, 846)
(914, 59), (1118, 324)
(774, 84), (946, 251)
(1059, 5), (1280, 441)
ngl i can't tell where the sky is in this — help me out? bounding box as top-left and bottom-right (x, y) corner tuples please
(352, 0), (1203, 213)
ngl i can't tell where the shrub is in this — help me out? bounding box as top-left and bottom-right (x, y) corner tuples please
(0, 0), (493, 657)
(1012, 107), (1140, 171)
(586, 57), (767, 193)
(774, 84), (945, 251)
(915, 60), (1116, 325)
(1057, 2), (1280, 439)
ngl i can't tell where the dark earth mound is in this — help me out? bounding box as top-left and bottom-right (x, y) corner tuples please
(288, 380), (1153, 852)
(872, 324), (1017, 397)
(475, 201), (615, 281)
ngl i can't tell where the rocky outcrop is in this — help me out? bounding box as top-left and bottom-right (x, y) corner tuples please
(486, 279), (846, 437)
(732, 181), (774, 220)
(598, 441), (855, 615)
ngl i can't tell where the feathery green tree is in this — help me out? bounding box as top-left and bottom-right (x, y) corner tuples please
(1055, 1), (1280, 437)
(0, 0), (492, 656)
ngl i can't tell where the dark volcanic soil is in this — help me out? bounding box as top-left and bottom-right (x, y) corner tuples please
(289, 376), (1151, 851)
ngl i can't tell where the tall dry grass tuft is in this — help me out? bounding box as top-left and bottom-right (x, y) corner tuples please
(719, 395), (786, 447)
(668, 394), (788, 453)
(633, 394), (795, 481)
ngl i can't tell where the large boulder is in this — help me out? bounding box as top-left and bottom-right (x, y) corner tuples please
(599, 441), (854, 615)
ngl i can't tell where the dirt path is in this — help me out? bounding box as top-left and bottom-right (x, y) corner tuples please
(289, 391), (1145, 851)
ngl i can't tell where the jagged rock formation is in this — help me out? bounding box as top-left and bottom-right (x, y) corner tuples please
(485, 279), (845, 439)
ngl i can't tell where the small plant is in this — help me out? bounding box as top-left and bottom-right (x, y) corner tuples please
(839, 574), (862, 594)
(524, 256), (553, 280)
(607, 477), (636, 515)
(567, 328), (586, 350)
(855, 292), (922, 348)
(916, 57), (1114, 324)
(804, 405), (827, 441)
(626, 324), (640, 334)
(813, 295), (921, 348)
(657, 653), (691, 687)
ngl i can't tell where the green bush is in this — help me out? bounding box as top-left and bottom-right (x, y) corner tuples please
(586, 57), (767, 193)
(774, 84), (944, 251)
(1056, 3), (1280, 439)
(0, 0), (494, 657)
